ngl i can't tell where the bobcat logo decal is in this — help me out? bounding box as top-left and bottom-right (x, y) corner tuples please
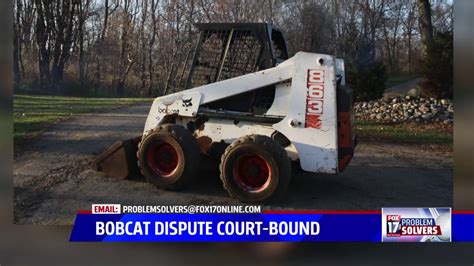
(182, 97), (193, 107)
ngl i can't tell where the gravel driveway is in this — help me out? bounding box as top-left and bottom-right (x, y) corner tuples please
(13, 103), (453, 224)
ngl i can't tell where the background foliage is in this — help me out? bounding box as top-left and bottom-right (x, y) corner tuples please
(13, 0), (453, 100)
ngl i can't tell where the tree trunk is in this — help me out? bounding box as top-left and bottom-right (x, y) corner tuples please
(117, 0), (132, 97)
(418, 0), (434, 54)
(51, 64), (64, 93)
(117, 56), (135, 97)
(382, 18), (394, 71)
(140, 1), (148, 95)
(40, 0), (79, 94)
(79, 1), (89, 91)
(95, 0), (111, 95)
(13, 0), (22, 86)
(164, 48), (178, 96)
(38, 54), (51, 92)
(407, 33), (412, 72)
(35, 0), (51, 92)
(79, 28), (85, 90)
(101, 0), (109, 41)
(147, 0), (159, 96)
(13, 24), (21, 86)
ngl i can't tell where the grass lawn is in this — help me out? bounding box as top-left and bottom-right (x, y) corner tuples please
(14, 94), (152, 140)
(356, 120), (453, 146)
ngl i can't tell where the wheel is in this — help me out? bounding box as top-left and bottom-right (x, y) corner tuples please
(219, 135), (292, 203)
(137, 124), (200, 190)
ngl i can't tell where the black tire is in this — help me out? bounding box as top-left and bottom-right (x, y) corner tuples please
(219, 135), (292, 203)
(137, 124), (200, 190)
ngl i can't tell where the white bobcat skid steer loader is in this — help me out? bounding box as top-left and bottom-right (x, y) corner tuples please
(93, 23), (356, 203)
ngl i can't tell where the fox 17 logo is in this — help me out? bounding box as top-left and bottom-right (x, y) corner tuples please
(382, 208), (451, 242)
(386, 214), (402, 237)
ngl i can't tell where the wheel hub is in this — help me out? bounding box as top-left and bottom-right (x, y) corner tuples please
(233, 154), (271, 192)
(146, 142), (179, 177)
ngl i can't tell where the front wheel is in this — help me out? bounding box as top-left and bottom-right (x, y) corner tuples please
(137, 124), (200, 190)
(219, 135), (292, 203)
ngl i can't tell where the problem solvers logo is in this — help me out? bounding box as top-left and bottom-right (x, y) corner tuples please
(382, 208), (451, 242)
(386, 215), (441, 237)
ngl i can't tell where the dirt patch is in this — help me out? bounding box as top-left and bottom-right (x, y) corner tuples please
(354, 141), (452, 169)
(403, 121), (453, 136)
(13, 103), (453, 225)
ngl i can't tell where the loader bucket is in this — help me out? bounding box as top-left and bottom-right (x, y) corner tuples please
(91, 137), (141, 179)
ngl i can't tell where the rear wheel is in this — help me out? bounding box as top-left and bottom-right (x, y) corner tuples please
(220, 135), (291, 203)
(137, 124), (200, 190)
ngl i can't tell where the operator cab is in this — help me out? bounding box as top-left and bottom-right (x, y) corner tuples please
(185, 23), (288, 116)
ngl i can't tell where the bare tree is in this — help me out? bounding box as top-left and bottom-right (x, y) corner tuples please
(139, 0), (149, 94)
(13, 0), (22, 85)
(94, 0), (119, 91)
(78, 0), (92, 90)
(357, 0), (385, 66)
(382, 0), (403, 71)
(402, 0), (418, 72)
(34, 0), (52, 91)
(116, 0), (138, 96)
(49, 1), (80, 92)
(418, 0), (434, 53)
(13, 0), (452, 97)
(147, 0), (159, 96)
(15, 0), (36, 84)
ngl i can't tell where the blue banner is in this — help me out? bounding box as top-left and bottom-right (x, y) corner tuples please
(69, 212), (474, 242)
(70, 213), (380, 242)
(452, 213), (474, 242)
